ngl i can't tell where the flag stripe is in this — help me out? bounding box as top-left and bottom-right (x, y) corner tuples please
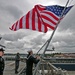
(16, 21), (19, 30)
(41, 10), (59, 21)
(26, 12), (29, 29)
(41, 11), (59, 23)
(41, 15), (57, 25)
(32, 8), (35, 30)
(15, 21), (18, 30)
(29, 10), (32, 29)
(35, 12), (38, 31)
(43, 22), (55, 30)
(22, 16), (26, 29)
(42, 18), (56, 28)
(41, 13), (58, 24)
(19, 17), (23, 29)
(35, 5), (45, 11)
(38, 18), (41, 32)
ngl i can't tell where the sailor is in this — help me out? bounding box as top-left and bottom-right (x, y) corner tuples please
(15, 52), (20, 74)
(0, 48), (5, 75)
(26, 48), (40, 75)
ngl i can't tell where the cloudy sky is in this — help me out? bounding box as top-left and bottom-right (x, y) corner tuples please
(0, 0), (75, 54)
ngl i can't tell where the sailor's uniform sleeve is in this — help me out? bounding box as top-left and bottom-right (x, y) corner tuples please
(31, 56), (40, 64)
(0, 57), (5, 71)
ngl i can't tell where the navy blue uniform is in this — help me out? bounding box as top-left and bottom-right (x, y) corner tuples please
(0, 56), (5, 75)
(15, 53), (20, 74)
(26, 55), (40, 75)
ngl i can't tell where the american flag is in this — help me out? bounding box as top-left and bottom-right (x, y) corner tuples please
(10, 5), (73, 33)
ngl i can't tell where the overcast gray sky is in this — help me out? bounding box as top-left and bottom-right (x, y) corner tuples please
(0, 0), (75, 54)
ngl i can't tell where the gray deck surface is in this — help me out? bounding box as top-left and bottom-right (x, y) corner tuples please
(4, 61), (25, 75)
(3, 61), (75, 75)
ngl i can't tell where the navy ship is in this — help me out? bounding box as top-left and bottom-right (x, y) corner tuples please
(43, 48), (75, 71)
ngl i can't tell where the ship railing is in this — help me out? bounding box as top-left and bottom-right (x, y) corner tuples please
(33, 59), (68, 75)
(17, 59), (68, 75)
(18, 67), (26, 75)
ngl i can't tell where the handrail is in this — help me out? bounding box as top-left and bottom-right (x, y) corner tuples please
(33, 59), (68, 75)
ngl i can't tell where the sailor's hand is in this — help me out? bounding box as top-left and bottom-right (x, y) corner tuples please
(36, 56), (40, 59)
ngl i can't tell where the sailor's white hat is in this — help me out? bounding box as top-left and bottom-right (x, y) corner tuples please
(27, 48), (32, 53)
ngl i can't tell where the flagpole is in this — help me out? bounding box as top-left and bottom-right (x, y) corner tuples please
(33, 1), (70, 75)
(42, 0), (70, 56)
(43, 0), (69, 55)
(36, 0), (70, 55)
(36, 39), (48, 54)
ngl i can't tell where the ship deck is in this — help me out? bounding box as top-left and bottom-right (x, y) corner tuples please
(4, 61), (25, 75)
(4, 61), (75, 75)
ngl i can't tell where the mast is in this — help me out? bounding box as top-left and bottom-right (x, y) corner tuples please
(36, 0), (70, 55)
(42, 0), (70, 56)
(33, 0), (70, 75)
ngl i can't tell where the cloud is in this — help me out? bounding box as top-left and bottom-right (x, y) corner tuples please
(0, 1), (23, 21)
(0, 31), (46, 52)
(0, 0), (75, 53)
(5, 5), (23, 20)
